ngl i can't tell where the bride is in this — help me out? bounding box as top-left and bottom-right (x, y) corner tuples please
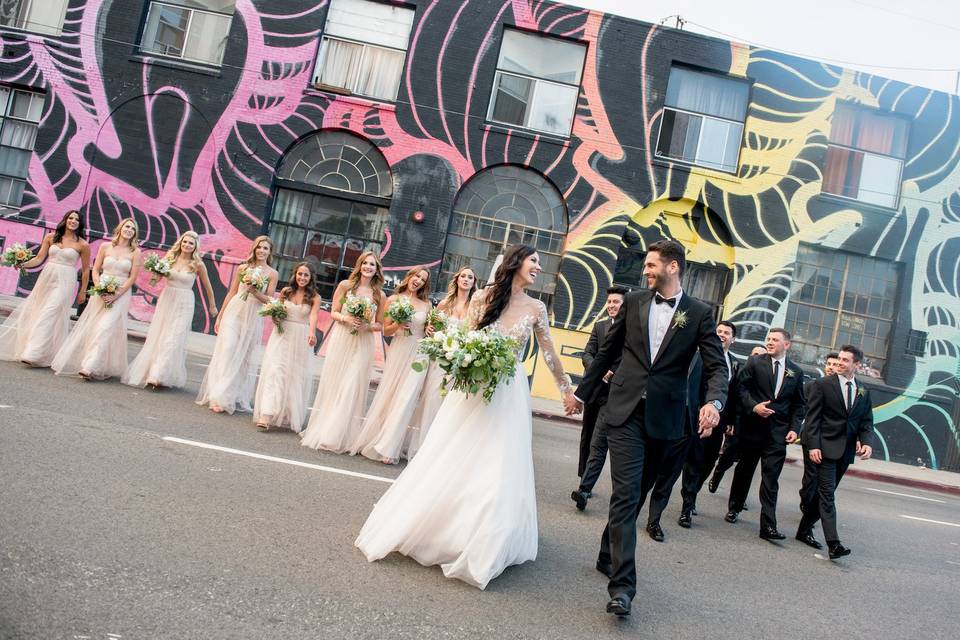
(355, 244), (576, 589)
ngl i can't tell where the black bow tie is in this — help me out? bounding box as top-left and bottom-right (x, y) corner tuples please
(654, 294), (676, 307)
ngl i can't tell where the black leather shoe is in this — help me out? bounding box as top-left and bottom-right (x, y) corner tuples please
(828, 542), (851, 559)
(724, 510), (739, 523)
(646, 523), (665, 542)
(677, 511), (692, 528)
(606, 595), (631, 617)
(742, 504), (749, 511)
(595, 560), (612, 578)
(691, 506), (698, 516)
(571, 490), (588, 511)
(795, 532), (823, 549)
(708, 477), (719, 493)
(759, 527), (786, 541)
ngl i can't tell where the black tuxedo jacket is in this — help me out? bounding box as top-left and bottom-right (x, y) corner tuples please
(736, 353), (806, 445)
(581, 317), (621, 404)
(802, 375), (874, 463)
(576, 289), (728, 440)
(687, 351), (740, 434)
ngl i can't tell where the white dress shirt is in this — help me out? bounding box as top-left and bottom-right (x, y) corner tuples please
(771, 354), (786, 397)
(838, 373), (857, 410)
(724, 351), (732, 382)
(649, 289), (682, 360)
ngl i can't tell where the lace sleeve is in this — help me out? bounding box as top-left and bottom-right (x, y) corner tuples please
(533, 301), (573, 395)
(466, 288), (488, 330)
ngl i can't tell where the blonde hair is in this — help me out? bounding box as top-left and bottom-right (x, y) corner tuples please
(164, 231), (203, 272)
(242, 235), (274, 268)
(395, 266), (431, 302)
(438, 265), (477, 312)
(110, 217), (140, 247)
(346, 250), (384, 306)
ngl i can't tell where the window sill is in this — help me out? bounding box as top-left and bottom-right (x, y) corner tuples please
(816, 192), (901, 218)
(479, 122), (570, 145)
(130, 54), (223, 78)
(0, 25), (65, 41)
(303, 87), (397, 112)
(651, 156), (741, 181)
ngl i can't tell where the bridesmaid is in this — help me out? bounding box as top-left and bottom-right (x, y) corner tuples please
(252, 262), (321, 432)
(196, 235), (278, 414)
(300, 250), (384, 453)
(352, 266), (433, 463)
(52, 217), (141, 380)
(0, 210), (90, 367)
(123, 231), (219, 390)
(405, 265), (477, 459)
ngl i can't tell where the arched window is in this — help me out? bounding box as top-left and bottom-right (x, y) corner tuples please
(268, 131), (392, 297)
(439, 165), (567, 307)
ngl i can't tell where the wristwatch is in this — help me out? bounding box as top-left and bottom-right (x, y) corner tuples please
(711, 400), (723, 412)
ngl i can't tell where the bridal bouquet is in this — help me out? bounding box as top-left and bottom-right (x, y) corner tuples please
(426, 307), (448, 332)
(88, 275), (121, 308)
(240, 266), (268, 301)
(341, 293), (374, 335)
(385, 296), (415, 335)
(258, 299), (288, 334)
(412, 326), (519, 403)
(1, 243), (33, 267)
(143, 254), (172, 283)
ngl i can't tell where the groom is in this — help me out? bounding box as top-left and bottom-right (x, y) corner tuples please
(567, 240), (728, 617)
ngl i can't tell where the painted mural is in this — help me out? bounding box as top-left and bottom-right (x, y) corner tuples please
(0, 0), (956, 470)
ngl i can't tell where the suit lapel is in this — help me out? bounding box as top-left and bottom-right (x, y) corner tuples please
(761, 355), (776, 399)
(652, 294), (690, 364)
(828, 376), (849, 414)
(636, 292), (653, 365)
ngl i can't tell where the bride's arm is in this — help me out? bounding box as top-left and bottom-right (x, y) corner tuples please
(533, 301), (573, 396)
(465, 288), (488, 330)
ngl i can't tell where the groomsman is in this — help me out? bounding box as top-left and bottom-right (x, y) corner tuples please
(725, 328), (805, 541)
(798, 352), (840, 511)
(571, 286), (628, 511)
(796, 345), (874, 558)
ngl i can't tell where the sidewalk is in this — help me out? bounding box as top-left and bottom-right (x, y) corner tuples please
(3, 293), (959, 496)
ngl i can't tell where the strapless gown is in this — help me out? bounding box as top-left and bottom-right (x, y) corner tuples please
(252, 300), (316, 432)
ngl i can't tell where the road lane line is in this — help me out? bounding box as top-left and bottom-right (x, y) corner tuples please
(865, 487), (946, 503)
(899, 515), (960, 528)
(162, 436), (395, 484)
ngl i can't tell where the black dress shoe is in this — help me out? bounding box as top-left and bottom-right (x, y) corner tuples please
(606, 595), (631, 617)
(646, 523), (665, 542)
(595, 560), (612, 578)
(724, 510), (739, 523)
(742, 504), (749, 511)
(795, 532), (823, 549)
(759, 527), (786, 541)
(691, 506), (698, 516)
(828, 542), (851, 559)
(571, 490), (588, 511)
(708, 477), (719, 493)
(677, 511), (692, 528)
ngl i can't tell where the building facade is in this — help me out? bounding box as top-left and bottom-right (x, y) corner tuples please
(0, 0), (957, 470)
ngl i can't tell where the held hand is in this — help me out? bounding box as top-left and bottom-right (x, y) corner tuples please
(857, 442), (873, 460)
(602, 370), (614, 384)
(209, 306), (219, 318)
(698, 404), (720, 435)
(725, 425), (735, 436)
(101, 294), (115, 306)
(76, 292), (86, 305)
(350, 316), (363, 331)
(809, 448), (823, 464)
(753, 400), (775, 417)
(307, 334), (317, 347)
(785, 430), (798, 444)
(424, 324), (435, 337)
(563, 393), (583, 416)
(214, 317), (222, 335)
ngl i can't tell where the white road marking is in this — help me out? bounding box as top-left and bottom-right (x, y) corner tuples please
(899, 515), (960, 528)
(162, 436), (395, 484)
(865, 487), (946, 503)
(0, 404), (12, 408)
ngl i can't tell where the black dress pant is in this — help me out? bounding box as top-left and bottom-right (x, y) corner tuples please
(797, 457), (850, 542)
(579, 393), (607, 477)
(680, 427), (725, 512)
(579, 406), (609, 494)
(710, 434), (739, 485)
(645, 435), (690, 527)
(727, 438), (787, 531)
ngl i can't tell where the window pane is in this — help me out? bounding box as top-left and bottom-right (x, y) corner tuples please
(0, 147), (30, 178)
(491, 72), (533, 127)
(271, 189), (310, 225)
(276, 225), (306, 259)
(656, 108), (700, 164)
(665, 66), (749, 121)
(0, 121), (37, 149)
(142, 4), (189, 58)
(183, 10), (232, 65)
(187, 1), (236, 12)
(0, 87), (10, 115)
(315, 37), (363, 89)
(323, 0), (415, 50)
(0, 176), (25, 206)
(12, 91), (42, 122)
(309, 195), (352, 233)
(831, 103), (908, 158)
(354, 46), (405, 100)
(822, 146), (862, 199)
(528, 80), (578, 135)
(498, 29), (586, 84)
(0, 0), (68, 35)
(857, 153), (901, 208)
(696, 117), (739, 172)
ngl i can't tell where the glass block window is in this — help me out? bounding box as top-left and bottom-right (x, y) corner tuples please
(140, 1), (235, 66)
(0, 86), (44, 208)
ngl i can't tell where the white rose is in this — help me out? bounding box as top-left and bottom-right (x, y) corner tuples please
(463, 354), (473, 364)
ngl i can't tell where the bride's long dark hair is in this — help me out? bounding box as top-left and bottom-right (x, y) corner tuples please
(477, 244), (536, 330)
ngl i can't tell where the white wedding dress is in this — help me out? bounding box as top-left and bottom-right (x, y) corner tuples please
(355, 289), (571, 590)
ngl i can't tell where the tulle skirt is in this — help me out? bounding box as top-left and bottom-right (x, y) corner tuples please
(0, 262), (77, 367)
(252, 321), (315, 432)
(51, 291), (131, 379)
(355, 366), (537, 590)
(300, 322), (376, 452)
(196, 294), (263, 414)
(351, 333), (427, 462)
(123, 285), (194, 389)
(404, 360), (446, 460)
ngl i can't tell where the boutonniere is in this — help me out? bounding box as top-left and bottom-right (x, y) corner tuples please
(672, 310), (688, 329)
(784, 368), (795, 378)
(857, 387), (866, 398)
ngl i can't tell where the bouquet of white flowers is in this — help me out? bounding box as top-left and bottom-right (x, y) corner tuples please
(385, 296), (416, 336)
(258, 299), (288, 334)
(1, 243), (33, 267)
(88, 275), (121, 308)
(341, 293), (374, 335)
(412, 326), (519, 403)
(426, 307), (448, 332)
(240, 266), (268, 301)
(143, 253), (172, 283)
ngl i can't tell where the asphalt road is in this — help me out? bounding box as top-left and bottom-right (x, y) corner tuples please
(1, 357), (958, 640)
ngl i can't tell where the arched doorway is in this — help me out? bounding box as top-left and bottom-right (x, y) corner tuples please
(268, 130), (392, 298)
(439, 165), (567, 308)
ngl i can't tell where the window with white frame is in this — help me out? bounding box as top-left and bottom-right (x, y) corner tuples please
(487, 29), (586, 137)
(822, 102), (908, 209)
(0, 86), (44, 208)
(0, 0), (68, 36)
(655, 66), (749, 173)
(140, 1), (236, 66)
(312, 0), (415, 101)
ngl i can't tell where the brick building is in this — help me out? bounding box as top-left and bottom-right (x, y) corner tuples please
(1, 0), (958, 470)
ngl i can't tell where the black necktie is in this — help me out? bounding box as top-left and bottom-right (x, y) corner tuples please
(846, 381), (853, 410)
(654, 294), (676, 307)
(773, 360), (780, 396)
